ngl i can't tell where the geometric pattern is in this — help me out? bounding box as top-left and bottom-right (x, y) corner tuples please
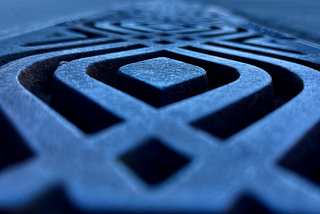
(1, 1), (320, 212)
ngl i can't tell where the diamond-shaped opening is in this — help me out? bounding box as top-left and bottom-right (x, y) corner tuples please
(0, 108), (34, 171)
(279, 121), (320, 185)
(227, 193), (272, 213)
(86, 50), (240, 108)
(119, 138), (191, 185)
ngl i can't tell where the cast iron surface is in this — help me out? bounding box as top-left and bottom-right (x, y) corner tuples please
(1, 1), (320, 213)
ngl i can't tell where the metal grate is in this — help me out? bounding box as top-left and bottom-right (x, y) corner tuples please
(1, 1), (320, 213)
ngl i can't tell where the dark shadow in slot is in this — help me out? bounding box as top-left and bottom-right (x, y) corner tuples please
(184, 45), (303, 139)
(279, 120), (320, 185)
(20, 186), (83, 213)
(86, 50), (240, 108)
(205, 42), (311, 69)
(19, 44), (145, 104)
(154, 40), (172, 45)
(119, 138), (190, 185)
(68, 28), (104, 38)
(18, 45), (146, 133)
(227, 193), (273, 214)
(183, 46), (303, 108)
(50, 79), (122, 133)
(179, 37), (193, 41)
(0, 107), (34, 171)
(228, 35), (261, 43)
(191, 83), (274, 139)
(134, 35), (150, 40)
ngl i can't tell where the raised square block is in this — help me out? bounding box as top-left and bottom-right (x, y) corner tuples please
(114, 57), (209, 107)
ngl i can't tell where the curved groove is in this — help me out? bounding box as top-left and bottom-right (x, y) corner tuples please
(0, 39), (126, 66)
(84, 47), (274, 139)
(183, 46), (304, 108)
(191, 82), (274, 139)
(18, 45), (146, 104)
(86, 50), (240, 91)
(85, 50), (239, 108)
(183, 45), (304, 139)
(17, 45), (147, 133)
(205, 42), (319, 70)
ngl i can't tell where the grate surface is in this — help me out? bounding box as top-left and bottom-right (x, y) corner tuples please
(1, 1), (320, 213)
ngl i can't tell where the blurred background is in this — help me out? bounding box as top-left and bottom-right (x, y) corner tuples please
(0, 0), (320, 43)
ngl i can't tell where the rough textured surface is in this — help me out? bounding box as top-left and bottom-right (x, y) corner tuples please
(115, 57), (209, 107)
(1, 1), (320, 213)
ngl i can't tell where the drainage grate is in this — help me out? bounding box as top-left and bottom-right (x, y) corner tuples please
(1, 1), (320, 213)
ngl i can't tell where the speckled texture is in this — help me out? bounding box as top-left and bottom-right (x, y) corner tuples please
(114, 57), (209, 107)
(117, 57), (207, 89)
(1, 1), (320, 213)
